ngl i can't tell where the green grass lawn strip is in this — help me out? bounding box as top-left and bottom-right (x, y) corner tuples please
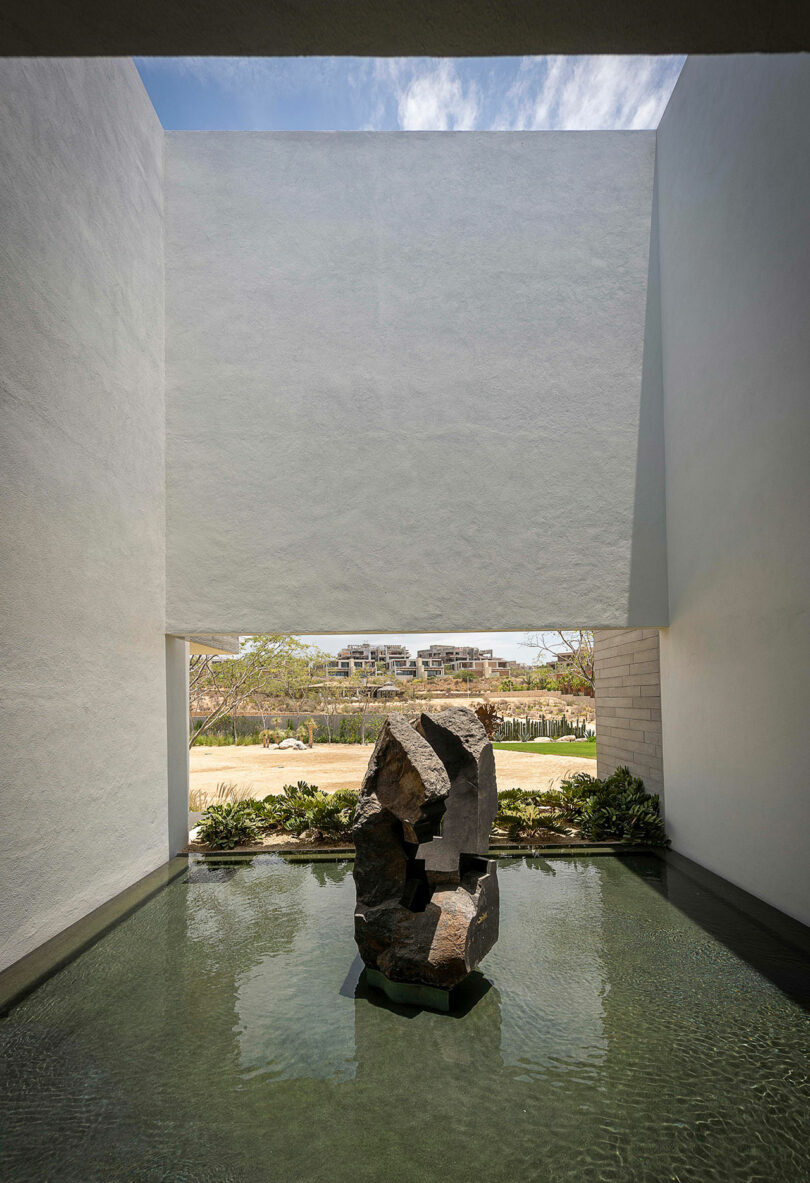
(492, 740), (597, 758)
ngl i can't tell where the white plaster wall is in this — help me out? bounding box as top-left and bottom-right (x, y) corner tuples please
(165, 131), (665, 633)
(657, 56), (810, 926)
(165, 636), (190, 857)
(0, 59), (168, 970)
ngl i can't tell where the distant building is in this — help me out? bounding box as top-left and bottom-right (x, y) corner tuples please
(324, 642), (406, 678)
(548, 651), (577, 668)
(323, 642), (508, 679)
(416, 644), (510, 678)
(323, 642), (443, 680)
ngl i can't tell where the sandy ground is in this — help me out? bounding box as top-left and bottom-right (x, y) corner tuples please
(189, 742), (597, 803)
(412, 691), (590, 708)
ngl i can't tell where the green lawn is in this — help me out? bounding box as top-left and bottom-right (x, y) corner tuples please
(493, 740), (597, 759)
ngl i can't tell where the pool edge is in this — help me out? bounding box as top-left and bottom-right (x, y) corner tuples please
(657, 849), (810, 958)
(0, 856), (189, 1017)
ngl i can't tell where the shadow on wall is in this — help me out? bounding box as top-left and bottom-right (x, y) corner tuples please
(627, 157), (669, 626)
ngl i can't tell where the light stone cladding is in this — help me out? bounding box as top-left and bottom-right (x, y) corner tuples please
(594, 630), (664, 802)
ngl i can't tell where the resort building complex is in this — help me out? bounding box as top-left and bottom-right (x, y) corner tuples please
(417, 645), (511, 677)
(324, 643), (509, 679)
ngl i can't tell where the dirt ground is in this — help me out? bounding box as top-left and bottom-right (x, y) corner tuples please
(189, 742), (597, 803)
(412, 690), (591, 709)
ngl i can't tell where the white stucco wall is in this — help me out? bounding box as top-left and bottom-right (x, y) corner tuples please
(657, 56), (810, 926)
(165, 131), (666, 634)
(0, 59), (168, 970)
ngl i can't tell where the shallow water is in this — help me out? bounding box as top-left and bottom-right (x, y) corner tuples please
(2, 855), (809, 1182)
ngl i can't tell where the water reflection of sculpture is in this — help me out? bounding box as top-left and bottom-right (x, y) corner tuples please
(353, 708), (500, 1009)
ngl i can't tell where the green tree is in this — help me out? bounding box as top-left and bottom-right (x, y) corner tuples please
(523, 631), (595, 694)
(189, 635), (324, 748)
(453, 669), (478, 683)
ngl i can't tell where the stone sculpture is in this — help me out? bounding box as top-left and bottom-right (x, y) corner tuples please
(353, 707), (499, 1006)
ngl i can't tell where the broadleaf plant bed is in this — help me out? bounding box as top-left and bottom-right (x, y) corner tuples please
(188, 766), (668, 854)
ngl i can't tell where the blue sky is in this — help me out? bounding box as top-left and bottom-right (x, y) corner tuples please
(135, 56), (685, 131)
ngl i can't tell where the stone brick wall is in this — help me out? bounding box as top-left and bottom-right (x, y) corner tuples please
(594, 629), (663, 800)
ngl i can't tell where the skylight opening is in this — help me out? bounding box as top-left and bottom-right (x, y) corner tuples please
(135, 55), (685, 132)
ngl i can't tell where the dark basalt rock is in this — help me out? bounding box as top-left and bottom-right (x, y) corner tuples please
(353, 707), (499, 990)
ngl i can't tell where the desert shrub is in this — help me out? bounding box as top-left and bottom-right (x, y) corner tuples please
(364, 716), (385, 743)
(196, 802), (263, 849)
(189, 781), (255, 810)
(332, 788), (359, 808)
(192, 729), (264, 746)
(453, 669), (478, 682)
(188, 786), (208, 811)
(494, 787), (568, 840)
(283, 780), (321, 801)
(338, 715), (361, 743)
(195, 783), (359, 848)
(497, 787), (561, 807)
(475, 702), (503, 738)
(556, 767), (668, 845)
(300, 795), (352, 838)
(237, 731), (264, 745)
(254, 783), (358, 839)
(326, 789), (359, 831)
(245, 797), (282, 827)
(268, 781), (323, 835)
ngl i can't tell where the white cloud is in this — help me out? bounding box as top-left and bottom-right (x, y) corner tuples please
(393, 60), (480, 130)
(492, 55), (684, 131)
(136, 54), (684, 133)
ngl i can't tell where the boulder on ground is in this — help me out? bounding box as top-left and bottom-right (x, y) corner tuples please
(279, 737), (306, 750)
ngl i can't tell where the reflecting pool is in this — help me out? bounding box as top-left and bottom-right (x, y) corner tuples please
(2, 855), (809, 1181)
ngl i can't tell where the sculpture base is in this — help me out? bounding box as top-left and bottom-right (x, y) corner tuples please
(366, 967), (451, 1012)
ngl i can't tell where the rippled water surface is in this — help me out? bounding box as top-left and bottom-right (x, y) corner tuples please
(2, 855), (809, 1182)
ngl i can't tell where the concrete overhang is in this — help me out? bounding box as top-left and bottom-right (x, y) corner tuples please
(175, 634), (241, 657)
(2, 0), (809, 55)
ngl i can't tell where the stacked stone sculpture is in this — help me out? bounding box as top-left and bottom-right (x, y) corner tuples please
(353, 707), (499, 1007)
